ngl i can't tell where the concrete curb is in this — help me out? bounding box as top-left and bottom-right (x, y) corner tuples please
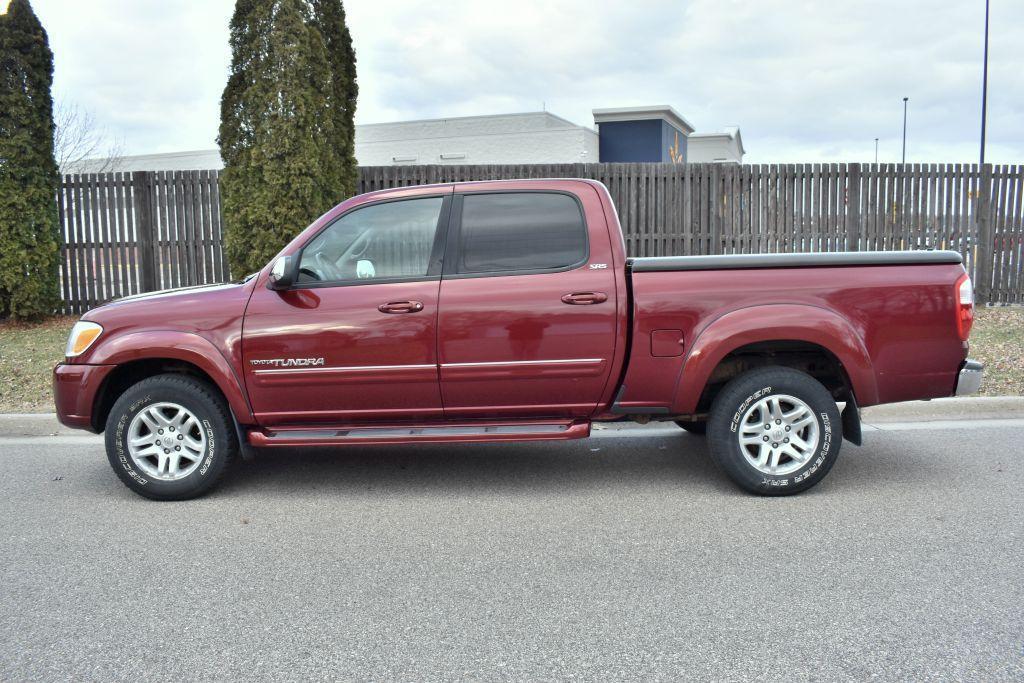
(860, 396), (1024, 422)
(2, 396), (1023, 438)
(0, 413), (85, 438)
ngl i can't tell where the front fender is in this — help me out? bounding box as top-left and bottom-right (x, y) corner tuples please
(85, 330), (254, 423)
(671, 304), (878, 414)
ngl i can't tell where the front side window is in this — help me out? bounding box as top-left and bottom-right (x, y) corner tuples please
(456, 193), (587, 274)
(298, 197), (444, 284)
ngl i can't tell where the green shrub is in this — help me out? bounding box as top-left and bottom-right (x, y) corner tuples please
(218, 0), (358, 277)
(0, 0), (61, 320)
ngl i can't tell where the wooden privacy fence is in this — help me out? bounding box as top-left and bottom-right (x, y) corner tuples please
(58, 170), (228, 314)
(58, 163), (1023, 313)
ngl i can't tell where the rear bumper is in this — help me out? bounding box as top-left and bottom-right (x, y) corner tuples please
(954, 359), (984, 396)
(53, 363), (116, 431)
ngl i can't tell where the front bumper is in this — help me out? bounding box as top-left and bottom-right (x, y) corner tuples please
(53, 363), (116, 431)
(954, 359), (984, 396)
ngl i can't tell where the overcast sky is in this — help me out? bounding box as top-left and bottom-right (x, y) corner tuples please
(17, 0), (1024, 164)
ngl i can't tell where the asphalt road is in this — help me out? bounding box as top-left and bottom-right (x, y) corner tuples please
(1, 422), (1022, 681)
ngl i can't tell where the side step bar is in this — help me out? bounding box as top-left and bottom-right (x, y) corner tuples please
(248, 420), (591, 447)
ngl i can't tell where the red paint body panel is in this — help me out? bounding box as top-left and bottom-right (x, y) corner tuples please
(437, 271), (617, 417)
(242, 280), (444, 425)
(54, 178), (971, 441)
(53, 363), (115, 429)
(618, 263), (967, 412)
(73, 282), (256, 423)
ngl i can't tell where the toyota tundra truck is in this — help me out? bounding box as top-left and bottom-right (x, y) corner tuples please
(53, 179), (983, 500)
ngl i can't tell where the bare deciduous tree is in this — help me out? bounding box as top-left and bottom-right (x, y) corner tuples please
(53, 99), (123, 173)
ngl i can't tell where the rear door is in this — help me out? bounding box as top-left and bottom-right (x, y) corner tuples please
(437, 184), (618, 418)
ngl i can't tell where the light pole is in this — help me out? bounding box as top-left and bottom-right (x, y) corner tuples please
(874, 138), (879, 164)
(980, 0), (990, 164)
(901, 97), (909, 164)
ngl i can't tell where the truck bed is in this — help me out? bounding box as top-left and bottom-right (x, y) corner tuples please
(615, 252), (968, 416)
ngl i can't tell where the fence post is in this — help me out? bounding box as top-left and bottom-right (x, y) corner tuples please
(710, 164), (722, 254)
(133, 171), (158, 292)
(976, 163), (993, 304)
(846, 163), (861, 251)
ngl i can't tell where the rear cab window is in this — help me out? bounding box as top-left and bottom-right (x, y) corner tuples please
(449, 192), (588, 276)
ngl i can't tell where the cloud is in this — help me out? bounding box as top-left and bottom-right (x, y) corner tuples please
(24, 0), (1024, 163)
(30, 0), (232, 155)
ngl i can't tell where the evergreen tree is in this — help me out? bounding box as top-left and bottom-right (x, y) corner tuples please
(311, 0), (358, 199)
(0, 0), (61, 319)
(219, 0), (357, 276)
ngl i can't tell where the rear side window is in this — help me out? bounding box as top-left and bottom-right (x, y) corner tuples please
(456, 193), (587, 274)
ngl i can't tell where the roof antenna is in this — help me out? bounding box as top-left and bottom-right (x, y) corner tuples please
(542, 101), (546, 111)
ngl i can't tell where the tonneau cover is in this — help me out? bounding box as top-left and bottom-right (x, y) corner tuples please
(629, 250), (963, 272)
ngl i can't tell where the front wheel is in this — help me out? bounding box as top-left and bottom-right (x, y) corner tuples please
(707, 367), (842, 496)
(104, 374), (237, 500)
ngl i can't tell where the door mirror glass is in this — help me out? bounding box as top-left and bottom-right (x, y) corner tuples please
(356, 259), (376, 279)
(268, 255), (297, 290)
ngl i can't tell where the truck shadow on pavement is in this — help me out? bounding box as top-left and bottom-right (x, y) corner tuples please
(72, 429), (952, 500)
(202, 428), (964, 500)
(217, 432), (746, 498)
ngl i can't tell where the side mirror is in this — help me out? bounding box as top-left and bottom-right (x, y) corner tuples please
(268, 255), (298, 290)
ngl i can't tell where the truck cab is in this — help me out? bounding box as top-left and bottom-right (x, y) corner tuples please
(242, 180), (627, 426)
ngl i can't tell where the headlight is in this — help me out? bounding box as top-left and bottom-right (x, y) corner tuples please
(65, 321), (103, 358)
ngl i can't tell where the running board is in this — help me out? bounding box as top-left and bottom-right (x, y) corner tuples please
(247, 420), (591, 447)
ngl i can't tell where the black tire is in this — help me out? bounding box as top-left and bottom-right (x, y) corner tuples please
(104, 374), (237, 501)
(707, 366), (842, 496)
(674, 420), (707, 435)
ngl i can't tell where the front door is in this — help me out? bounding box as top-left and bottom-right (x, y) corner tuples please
(437, 188), (618, 418)
(242, 193), (451, 426)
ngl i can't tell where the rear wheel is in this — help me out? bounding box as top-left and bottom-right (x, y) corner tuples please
(707, 366), (842, 496)
(104, 374), (237, 500)
(674, 420), (707, 435)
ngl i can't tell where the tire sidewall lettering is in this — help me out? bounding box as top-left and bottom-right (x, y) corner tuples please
(199, 419), (215, 476)
(730, 386), (771, 433)
(115, 395), (152, 486)
(793, 412), (832, 483)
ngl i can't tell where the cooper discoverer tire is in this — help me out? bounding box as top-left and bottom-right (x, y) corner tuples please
(707, 366), (842, 496)
(104, 374), (237, 501)
(674, 420), (707, 435)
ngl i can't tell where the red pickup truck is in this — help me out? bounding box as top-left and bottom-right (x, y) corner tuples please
(54, 179), (982, 500)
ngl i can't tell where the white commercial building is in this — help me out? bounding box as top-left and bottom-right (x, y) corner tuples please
(687, 127), (746, 163)
(63, 106), (742, 173)
(355, 111), (599, 166)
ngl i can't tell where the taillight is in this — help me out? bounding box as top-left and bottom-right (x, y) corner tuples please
(954, 272), (974, 341)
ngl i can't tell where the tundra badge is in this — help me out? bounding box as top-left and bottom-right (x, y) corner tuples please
(250, 358), (326, 368)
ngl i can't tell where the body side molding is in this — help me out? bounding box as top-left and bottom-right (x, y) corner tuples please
(630, 250), (963, 273)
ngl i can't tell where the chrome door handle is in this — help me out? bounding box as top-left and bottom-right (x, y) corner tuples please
(378, 300), (424, 314)
(561, 292), (608, 305)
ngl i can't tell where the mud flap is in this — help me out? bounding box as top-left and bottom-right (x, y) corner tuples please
(842, 395), (862, 446)
(231, 410), (258, 461)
